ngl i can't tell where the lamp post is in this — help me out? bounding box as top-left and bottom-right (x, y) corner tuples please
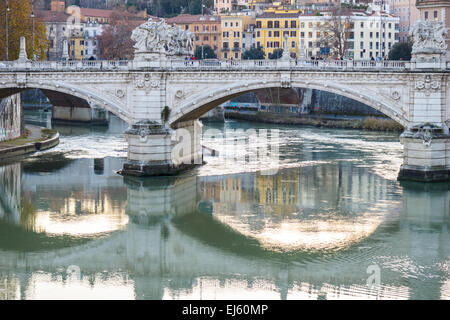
(5, 0), (9, 60)
(31, 8), (35, 60)
(201, 0), (204, 60)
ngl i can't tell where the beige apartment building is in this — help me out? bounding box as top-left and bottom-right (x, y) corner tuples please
(299, 9), (399, 60)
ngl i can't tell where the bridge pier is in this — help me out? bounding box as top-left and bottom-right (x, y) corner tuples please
(120, 120), (203, 177)
(398, 125), (450, 182)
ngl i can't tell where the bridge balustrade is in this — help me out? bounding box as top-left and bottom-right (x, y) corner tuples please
(0, 59), (419, 72)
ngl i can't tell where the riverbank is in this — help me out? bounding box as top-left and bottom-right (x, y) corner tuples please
(0, 125), (59, 160)
(225, 112), (404, 132)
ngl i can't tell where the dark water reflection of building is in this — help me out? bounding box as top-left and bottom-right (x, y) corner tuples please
(0, 158), (448, 300)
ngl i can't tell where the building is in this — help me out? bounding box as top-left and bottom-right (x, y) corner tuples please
(50, 0), (65, 12)
(78, 8), (113, 24)
(299, 9), (399, 59)
(220, 14), (255, 59)
(388, 0), (420, 42)
(38, 10), (71, 61)
(166, 15), (222, 58)
(215, 0), (239, 14)
(255, 11), (301, 58)
(84, 22), (103, 60)
(69, 28), (86, 60)
(416, 0), (450, 59)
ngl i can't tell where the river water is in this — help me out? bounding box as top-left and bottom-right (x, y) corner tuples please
(0, 111), (448, 300)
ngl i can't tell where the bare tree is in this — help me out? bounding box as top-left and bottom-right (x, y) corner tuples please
(97, 6), (142, 60)
(315, 7), (352, 59)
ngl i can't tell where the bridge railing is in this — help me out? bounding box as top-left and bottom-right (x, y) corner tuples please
(0, 59), (440, 72)
(0, 60), (131, 71)
(167, 59), (410, 70)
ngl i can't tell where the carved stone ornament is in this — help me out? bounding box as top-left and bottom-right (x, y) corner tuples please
(391, 91), (401, 101)
(131, 18), (194, 61)
(280, 73), (291, 88)
(415, 75), (441, 96)
(16, 74), (27, 88)
(175, 90), (184, 99)
(135, 74), (161, 92)
(409, 20), (448, 61)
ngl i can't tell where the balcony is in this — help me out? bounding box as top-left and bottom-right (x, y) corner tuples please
(221, 47), (230, 52)
(232, 47), (241, 52)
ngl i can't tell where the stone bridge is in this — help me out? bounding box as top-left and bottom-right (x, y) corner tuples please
(0, 19), (449, 181)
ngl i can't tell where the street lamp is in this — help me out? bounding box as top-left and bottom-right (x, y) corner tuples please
(31, 8), (35, 61)
(201, 0), (204, 60)
(5, 0), (9, 60)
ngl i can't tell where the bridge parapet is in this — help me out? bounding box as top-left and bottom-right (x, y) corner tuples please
(0, 59), (437, 72)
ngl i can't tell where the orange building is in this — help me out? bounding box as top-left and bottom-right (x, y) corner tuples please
(166, 15), (222, 58)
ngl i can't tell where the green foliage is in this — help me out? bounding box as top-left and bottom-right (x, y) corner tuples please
(194, 45), (217, 60)
(269, 48), (283, 59)
(161, 106), (171, 123)
(388, 42), (412, 61)
(242, 47), (265, 60)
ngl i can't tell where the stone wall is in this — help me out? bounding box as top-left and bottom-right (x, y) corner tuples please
(0, 94), (24, 142)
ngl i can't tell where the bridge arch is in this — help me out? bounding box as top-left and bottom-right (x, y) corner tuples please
(0, 82), (133, 124)
(169, 80), (409, 128)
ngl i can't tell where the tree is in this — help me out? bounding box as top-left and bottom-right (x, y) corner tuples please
(97, 6), (140, 60)
(0, 0), (48, 61)
(269, 48), (283, 59)
(194, 45), (216, 60)
(388, 42), (412, 61)
(315, 7), (351, 59)
(242, 47), (265, 60)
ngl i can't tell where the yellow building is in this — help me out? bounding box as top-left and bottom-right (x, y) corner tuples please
(255, 11), (301, 58)
(69, 29), (85, 60)
(220, 14), (255, 60)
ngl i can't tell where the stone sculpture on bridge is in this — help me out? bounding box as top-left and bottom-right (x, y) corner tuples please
(409, 20), (448, 62)
(131, 18), (194, 61)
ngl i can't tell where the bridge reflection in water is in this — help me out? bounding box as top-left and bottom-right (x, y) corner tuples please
(0, 157), (448, 300)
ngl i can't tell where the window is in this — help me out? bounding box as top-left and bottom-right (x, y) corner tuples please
(268, 21), (273, 28)
(291, 41), (295, 48)
(424, 11), (428, 20)
(360, 22), (364, 28)
(257, 31), (260, 37)
(268, 31), (272, 37)
(301, 22), (305, 28)
(291, 21), (296, 28)
(274, 31), (280, 37)
(360, 41), (364, 49)
(290, 31), (296, 37)
(224, 22), (228, 27)
(308, 41), (312, 48)
(274, 21), (279, 28)
(204, 36), (208, 41)
(256, 21), (261, 28)
(360, 32), (364, 38)
(300, 32), (305, 38)
(235, 52), (238, 59)
(308, 32), (312, 38)
(434, 11), (438, 19)
(308, 22), (313, 28)
(285, 21), (288, 28)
